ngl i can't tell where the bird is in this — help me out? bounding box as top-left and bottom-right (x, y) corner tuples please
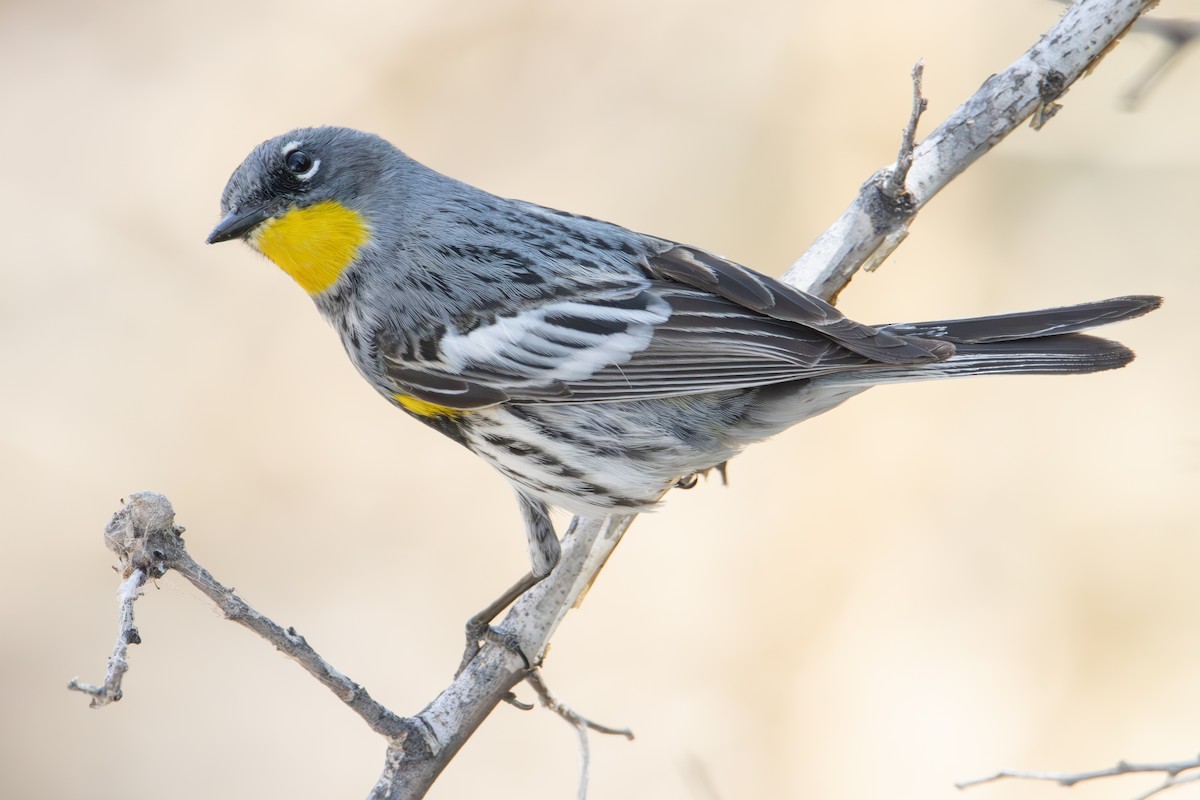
(207, 125), (1159, 661)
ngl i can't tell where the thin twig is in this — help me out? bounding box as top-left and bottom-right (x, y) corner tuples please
(527, 669), (635, 739)
(864, 60), (928, 273)
(169, 547), (412, 739)
(957, 756), (1200, 795)
(69, 493), (414, 742)
(67, 492), (179, 706)
(527, 669), (635, 800)
(66, 567), (147, 707)
(882, 59), (927, 200)
(1136, 770), (1200, 800)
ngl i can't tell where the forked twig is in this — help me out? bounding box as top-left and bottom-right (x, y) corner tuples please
(527, 669), (635, 800)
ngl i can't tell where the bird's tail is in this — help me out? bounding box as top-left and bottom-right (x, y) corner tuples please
(828, 295), (1161, 386)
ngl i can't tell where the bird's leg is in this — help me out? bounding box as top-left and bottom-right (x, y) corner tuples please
(457, 571), (542, 676)
(457, 492), (560, 676)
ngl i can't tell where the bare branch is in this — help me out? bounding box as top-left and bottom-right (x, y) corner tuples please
(784, 0), (1158, 302)
(527, 670), (635, 800)
(66, 568), (146, 707)
(1050, 0), (1199, 108)
(373, 514), (636, 799)
(67, 492), (178, 706)
(864, 60), (927, 274)
(69, 493), (413, 741)
(168, 546), (413, 740)
(881, 59), (927, 202)
(527, 671), (634, 740)
(958, 756), (1200, 798)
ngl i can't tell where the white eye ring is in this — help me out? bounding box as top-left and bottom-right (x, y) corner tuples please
(281, 140), (321, 181)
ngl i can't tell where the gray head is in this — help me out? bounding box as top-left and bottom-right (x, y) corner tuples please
(206, 126), (400, 244)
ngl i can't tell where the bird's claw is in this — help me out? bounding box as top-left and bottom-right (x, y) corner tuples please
(457, 621), (532, 678)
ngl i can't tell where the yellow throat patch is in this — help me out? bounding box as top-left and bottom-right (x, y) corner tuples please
(254, 200), (369, 294)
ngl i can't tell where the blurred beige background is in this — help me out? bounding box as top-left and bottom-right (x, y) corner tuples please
(3, 0), (1197, 798)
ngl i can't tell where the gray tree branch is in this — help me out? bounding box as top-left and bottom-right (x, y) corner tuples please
(783, 0), (1156, 301)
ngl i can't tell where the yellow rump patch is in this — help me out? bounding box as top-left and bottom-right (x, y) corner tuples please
(255, 200), (369, 295)
(394, 394), (466, 418)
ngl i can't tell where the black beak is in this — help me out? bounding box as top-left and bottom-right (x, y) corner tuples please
(206, 204), (274, 244)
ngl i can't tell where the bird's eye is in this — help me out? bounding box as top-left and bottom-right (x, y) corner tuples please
(285, 149), (313, 174)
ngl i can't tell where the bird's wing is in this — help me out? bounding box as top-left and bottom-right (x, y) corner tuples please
(644, 245), (947, 363)
(375, 284), (671, 408)
(376, 245), (950, 409)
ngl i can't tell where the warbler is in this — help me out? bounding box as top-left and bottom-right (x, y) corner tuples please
(208, 126), (1158, 631)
